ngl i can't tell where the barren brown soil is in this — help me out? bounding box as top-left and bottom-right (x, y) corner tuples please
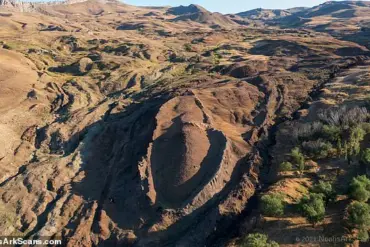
(1, 0), (370, 246)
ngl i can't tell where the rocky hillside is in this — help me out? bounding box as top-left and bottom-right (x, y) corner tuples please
(236, 8), (292, 20)
(1, 1), (370, 247)
(166, 4), (236, 27)
(251, 1), (370, 49)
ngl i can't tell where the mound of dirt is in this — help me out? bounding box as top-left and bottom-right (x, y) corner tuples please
(151, 97), (218, 207)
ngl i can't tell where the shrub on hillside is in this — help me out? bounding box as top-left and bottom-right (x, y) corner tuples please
(291, 147), (305, 174)
(317, 106), (347, 126)
(358, 229), (370, 242)
(349, 175), (370, 202)
(279, 162), (293, 172)
(299, 193), (326, 227)
(360, 122), (370, 133)
(292, 122), (323, 142)
(260, 193), (285, 217)
(302, 139), (333, 158)
(317, 106), (368, 128)
(341, 126), (366, 163)
(346, 201), (370, 241)
(361, 148), (370, 166)
(349, 127), (366, 152)
(321, 125), (341, 143)
(342, 107), (369, 128)
(240, 233), (279, 247)
(311, 181), (336, 202)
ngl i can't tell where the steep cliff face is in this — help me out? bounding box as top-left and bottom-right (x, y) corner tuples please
(0, 0), (35, 12)
(0, 0), (16, 6)
(0, 0), (118, 12)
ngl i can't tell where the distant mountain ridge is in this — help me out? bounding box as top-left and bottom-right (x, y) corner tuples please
(2, 0), (370, 16)
(166, 4), (237, 27)
(0, 0), (116, 4)
(0, 0), (238, 27)
(0, 0), (118, 11)
(250, 1), (370, 49)
(166, 4), (206, 15)
(236, 8), (293, 20)
(234, 1), (370, 22)
(2, 0), (370, 33)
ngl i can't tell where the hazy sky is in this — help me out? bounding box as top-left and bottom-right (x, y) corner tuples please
(123, 0), (368, 14)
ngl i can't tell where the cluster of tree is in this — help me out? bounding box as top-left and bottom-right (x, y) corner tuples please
(346, 201), (370, 242)
(361, 148), (370, 166)
(277, 107), (370, 182)
(299, 193), (326, 227)
(317, 106), (368, 128)
(288, 106), (370, 163)
(257, 106), (370, 244)
(298, 181), (335, 227)
(346, 175), (370, 241)
(260, 181), (335, 227)
(312, 181), (336, 203)
(295, 175), (370, 240)
(278, 148), (305, 174)
(349, 175), (370, 202)
(258, 176), (370, 241)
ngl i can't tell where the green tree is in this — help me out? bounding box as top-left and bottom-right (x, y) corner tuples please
(291, 147), (305, 174)
(351, 127), (366, 155)
(279, 162), (293, 172)
(360, 122), (370, 134)
(260, 193), (285, 217)
(311, 181), (335, 203)
(346, 201), (370, 241)
(361, 148), (370, 166)
(300, 193), (326, 227)
(345, 127), (366, 164)
(358, 229), (369, 242)
(322, 125), (341, 143)
(349, 175), (370, 202)
(240, 233), (279, 247)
